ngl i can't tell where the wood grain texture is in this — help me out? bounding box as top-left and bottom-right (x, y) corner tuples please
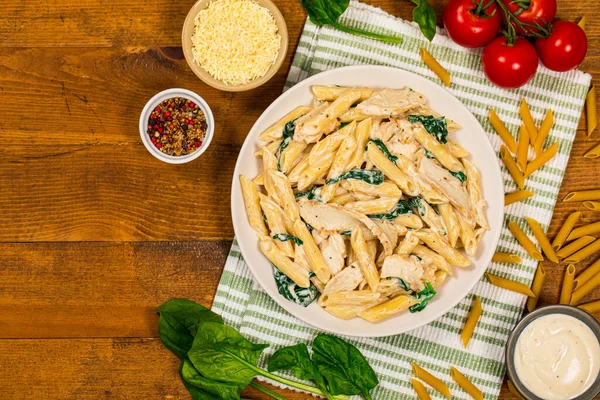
(1, 0), (599, 398)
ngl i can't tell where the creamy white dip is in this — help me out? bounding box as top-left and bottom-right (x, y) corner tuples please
(514, 314), (600, 400)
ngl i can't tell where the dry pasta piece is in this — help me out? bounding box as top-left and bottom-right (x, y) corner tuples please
(557, 236), (596, 259)
(420, 47), (451, 87)
(507, 380), (525, 400)
(489, 109), (517, 154)
(533, 109), (553, 155)
(508, 221), (543, 261)
(411, 363), (451, 398)
(516, 124), (529, 171)
(579, 16), (586, 31)
(579, 300), (600, 313)
(563, 189), (600, 202)
(567, 221), (600, 241)
(485, 273), (535, 297)
(520, 97), (538, 143)
(587, 85), (597, 137)
(574, 259), (600, 290)
(461, 296), (482, 348)
(449, 366), (483, 400)
(559, 264), (576, 305)
(505, 190), (534, 206)
(564, 238), (600, 263)
(584, 201), (600, 211)
(492, 252), (522, 264)
(411, 379), (432, 400)
(571, 269), (600, 305)
(584, 143), (600, 159)
(524, 142), (558, 178)
(527, 265), (546, 312)
(500, 146), (524, 189)
(525, 217), (559, 262)
(551, 211), (581, 250)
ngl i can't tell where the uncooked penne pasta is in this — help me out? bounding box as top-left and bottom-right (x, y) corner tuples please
(584, 201), (600, 211)
(411, 363), (451, 399)
(559, 264), (576, 305)
(500, 145), (524, 189)
(240, 175), (269, 236)
(579, 300), (600, 313)
(571, 270), (600, 305)
(557, 236), (596, 259)
(567, 221), (600, 241)
(411, 379), (432, 400)
(527, 265), (546, 312)
(573, 259), (600, 290)
(485, 273), (535, 297)
(293, 219), (331, 284)
(584, 143), (600, 159)
(587, 85), (597, 137)
(413, 229), (471, 267)
(358, 295), (418, 322)
(524, 142), (558, 178)
(516, 124), (529, 171)
(492, 252), (522, 264)
(525, 217), (559, 263)
(534, 109), (553, 155)
(438, 203), (460, 247)
(259, 239), (310, 288)
(420, 47), (451, 87)
(508, 221), (543, 261)
(564, 239), (600, 263)
(563, 189), (600, 202)
(489, 109), (517, 154)
(258, 106), (311, 141)
(505, 190), (534, 206)
(351, 229), (380, 293)
(579, 16), (586, 31)
(449, 366), (483, 400)
(311, 86), (374, 102)
(552, 211), (581, 250)
(507, 381), (525, 400)
(461, 296), (482, 348)
(520, 97), (538, 143)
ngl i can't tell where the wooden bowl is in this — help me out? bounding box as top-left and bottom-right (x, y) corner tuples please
(181, 0), (288, 92)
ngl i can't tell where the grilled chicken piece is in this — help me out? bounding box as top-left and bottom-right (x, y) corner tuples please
(320, 233), (347, 276)
(355, 88), (427, 118)
(322, 265), (364, 296)
(380, 254), (424, 291)
(386, 119), (420, 161)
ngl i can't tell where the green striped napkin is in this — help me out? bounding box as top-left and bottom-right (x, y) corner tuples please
(213, 2), (591, 398)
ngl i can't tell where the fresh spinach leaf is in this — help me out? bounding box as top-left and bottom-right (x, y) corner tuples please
(408, 115), (448, 143)
(449, 170), (467, 183)
(181, 359), (243, 400)
(188, 322), (269, 387)
(301, 0), (402, 43)
(277, 120), (296, 171)
(368, 139), (397, 164)
(157, 299), (224, 359)
(368, 200), (412, 221)
(326, 168), (384, 185)
(273, 233), (304, 246)
(312, 334), (379, 399)
(410, 0), (436, 41)
(409, 281), (436, 313)
(274, 267), (319, 307)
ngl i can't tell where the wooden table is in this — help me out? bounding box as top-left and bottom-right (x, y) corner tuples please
(0, 0), (598, 398)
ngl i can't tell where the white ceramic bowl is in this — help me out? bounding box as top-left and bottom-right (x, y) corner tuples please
(231, 65), (504, 337)
(139, 88), (214, 164)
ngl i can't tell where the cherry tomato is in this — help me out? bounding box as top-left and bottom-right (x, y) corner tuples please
(500, 0), (557, 35)
(535, 21), (587, 72)
(482, 36), (539, 89)
(443, 0), (501, 48)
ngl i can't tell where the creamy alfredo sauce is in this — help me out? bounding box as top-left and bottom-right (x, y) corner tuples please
(514, 314), (600, 400)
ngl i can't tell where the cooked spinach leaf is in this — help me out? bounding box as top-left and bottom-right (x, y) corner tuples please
(326, 168), (384, 185)
(368, 139), (398, 164)
(410, 0), (437, 41)
(368, 200), (412, 220)
(408, 115), (448, 143)
(277, 120), (296, 171)
(424, 149), (435, 159)
(295, 186), (322, 201)
(408, 197), (427, 218)
(273, 233), (303, 246)
(409, 281), (436, 313)
(449, 170), (467, 183)
(313, 334), (379, 400)
(274, 267), (318, 307)
(340, 230), (352, 236)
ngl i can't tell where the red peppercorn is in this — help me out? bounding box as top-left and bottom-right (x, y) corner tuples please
(169, 102), (174, 108)
(154, 107), (160, 112)
(148, 124), (152, 129)
(156, 143), (162, 148)
(164, 111), (171, 118)
(151, 137), (156, 143)
(194, 141), (202, 148)
(189, 102), (196, 108)
(158, 127), (163, 133)
(189, 121), (195, 126)
(153, 124), (159, 130)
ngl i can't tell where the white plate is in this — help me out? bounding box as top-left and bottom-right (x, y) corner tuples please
(231, 65), (504, 337)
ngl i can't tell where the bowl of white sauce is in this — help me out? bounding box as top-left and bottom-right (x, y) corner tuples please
(506, 305), (600, 400)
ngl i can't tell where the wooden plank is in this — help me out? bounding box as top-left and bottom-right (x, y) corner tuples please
(0, 241), (230, 338)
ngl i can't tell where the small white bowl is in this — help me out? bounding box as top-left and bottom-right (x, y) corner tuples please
(139, 88), (214, 164)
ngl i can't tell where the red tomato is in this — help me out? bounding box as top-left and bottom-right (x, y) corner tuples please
(500, 0), (557, 35)
(535, 21), (587, 72)
(482, 36), (539, 89)
(443, 0), (501, 48)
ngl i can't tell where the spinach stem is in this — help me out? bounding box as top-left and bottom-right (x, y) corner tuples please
(329, 21), (402, 44)
(249, 381), (288, 400)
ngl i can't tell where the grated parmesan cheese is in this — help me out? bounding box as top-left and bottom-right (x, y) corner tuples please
(191, 0), (281, 86)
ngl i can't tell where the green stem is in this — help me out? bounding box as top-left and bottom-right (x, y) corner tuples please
(330, 21), (402, 44)
(249, 381), (288, 400)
